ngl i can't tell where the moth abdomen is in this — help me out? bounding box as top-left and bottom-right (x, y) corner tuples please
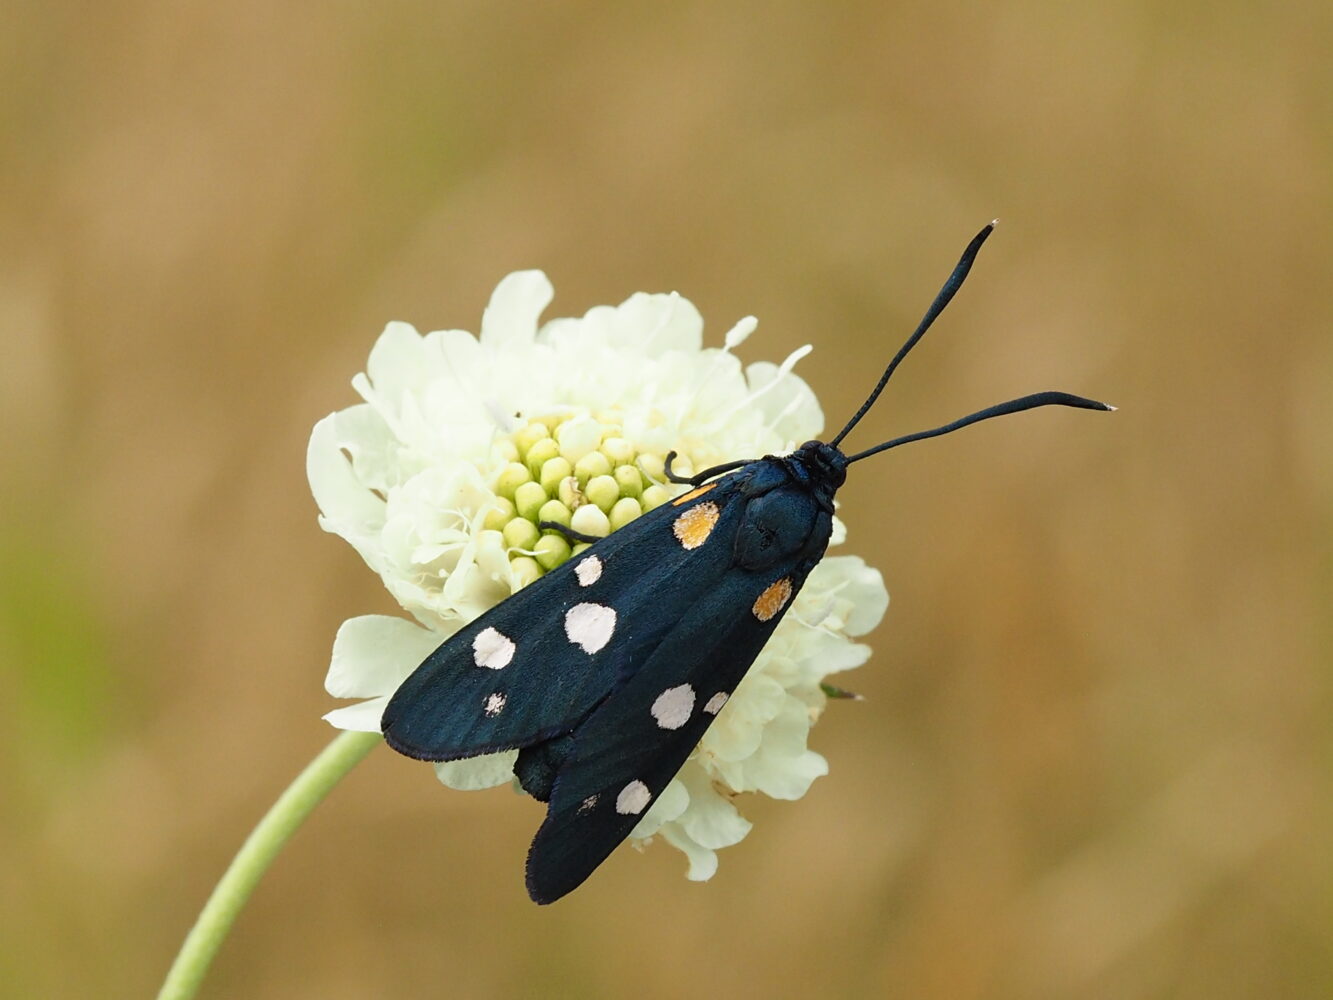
(515, 734), (578, 802)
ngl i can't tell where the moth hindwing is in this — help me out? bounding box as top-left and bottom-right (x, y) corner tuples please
(380, 221), (1114, 903)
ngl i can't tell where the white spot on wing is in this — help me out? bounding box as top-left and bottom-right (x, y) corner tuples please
(650, 684), (696, 730)
(615, 780), (651, 815)
(484, 692), (506, 717)
(564, 602), (616, 653)
(578, 794), (599, 814)
(575, 555), (602, 587)
(472, 627), (515, 670)
(703, 691), (729, 715)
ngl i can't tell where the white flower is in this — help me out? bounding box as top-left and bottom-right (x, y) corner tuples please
(309, 270), (888, 880)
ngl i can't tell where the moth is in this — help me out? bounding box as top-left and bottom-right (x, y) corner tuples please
(381, 222), (1112, 903)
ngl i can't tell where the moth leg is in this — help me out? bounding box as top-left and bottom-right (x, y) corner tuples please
(539, 520), (604, 545)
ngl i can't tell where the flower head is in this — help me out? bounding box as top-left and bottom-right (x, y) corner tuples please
(310, 271), (888, 880)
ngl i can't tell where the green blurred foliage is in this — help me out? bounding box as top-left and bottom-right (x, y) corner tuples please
(1, 532), (113, 758)
(1, 1), (1329, 998)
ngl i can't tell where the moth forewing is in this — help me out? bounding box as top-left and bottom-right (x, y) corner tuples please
(381, 475), (756, 762)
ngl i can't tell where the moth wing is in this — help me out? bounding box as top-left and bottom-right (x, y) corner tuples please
(381, 477), (750, 761)
(524, 559), (815, 904)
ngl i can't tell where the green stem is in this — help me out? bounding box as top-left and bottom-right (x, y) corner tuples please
(157, 729), (381, 1000)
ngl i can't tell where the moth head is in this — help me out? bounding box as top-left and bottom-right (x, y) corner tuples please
(796, 439), (848, 489)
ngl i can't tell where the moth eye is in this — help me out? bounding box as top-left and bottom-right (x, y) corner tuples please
(752, 577), (794, 622)
(672, 501), (720, 550)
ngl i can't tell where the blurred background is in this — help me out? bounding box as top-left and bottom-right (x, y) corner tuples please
(2, 1), (1329, 997)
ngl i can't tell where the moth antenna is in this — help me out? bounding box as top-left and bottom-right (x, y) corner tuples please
(845, 391), (1114, 463)
(830, 220), (997, 449)
(664, 450), (750, 486)
(539, 521), (604, 545)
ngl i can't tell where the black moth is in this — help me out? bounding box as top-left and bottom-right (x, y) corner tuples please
(382, 222), (1112, 904)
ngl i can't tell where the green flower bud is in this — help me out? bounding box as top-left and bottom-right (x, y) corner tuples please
(609, 496), (642, 531)
(482, 496), (516, 532)
(510, 555), (542, 589)
(571, 541), (592, 556)
(538, 498), (572, 528)
(570, 503), (610, 538)
(534, 534), (572, 571)
(502, 517), (540, 552)
(513, 480), (548, 522)
(524, 436), (560, 477)
(495, 462), (533, 500)
(642, 484), (671, 510)
(477, 528), (506, 561)
(585, 474), (620, 513)
(613, 464), (643, 499)
(637, 453), (665, 485)
(556, 415), (602, 463)
(573, 450), (613, 484)
(558, 475), (583, 509)
(539, 456), (573, 494)
(493, 439), (520, 464)
(513, 421), (550, 458)
(600, 436), (635, 466)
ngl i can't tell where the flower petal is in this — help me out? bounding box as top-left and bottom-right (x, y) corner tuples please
(326, 615), (444, 698)
(332, 403), (401, 492)
(829, 514), (847, 546)
(659, 824), (720, 882)
(630, 777), (690, 839)
(322, 696), (390, 732)
(613, 291), (704, 356)
(734, 697), (830, 799)
(822, 556), (889, 636)
(480, 270), (553, 348)
(436, 751), (519, 790)
(676, 767), (753, 850)
(745, 359), (824, 444)
(701, 672), (787, 762)
(364, 321), (433, 402)
(307, 414), (388, 534)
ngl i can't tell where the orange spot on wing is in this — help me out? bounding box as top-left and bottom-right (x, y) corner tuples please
(672, 501), (720, 550)
(671, 482), (718, 506)
(752, 578), (794, 622)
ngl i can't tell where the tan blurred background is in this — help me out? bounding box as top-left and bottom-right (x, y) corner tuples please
(2, 2), (1329, 998)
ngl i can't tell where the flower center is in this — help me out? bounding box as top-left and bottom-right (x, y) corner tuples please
(484, 412), (695, 587)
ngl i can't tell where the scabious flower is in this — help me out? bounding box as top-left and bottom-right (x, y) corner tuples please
(309, 271), (888, 881)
